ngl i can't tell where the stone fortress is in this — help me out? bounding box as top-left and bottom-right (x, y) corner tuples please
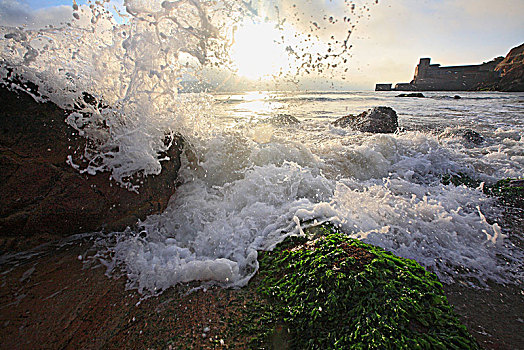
(376, 57), (502, 91)
(376, 43), (524, 92)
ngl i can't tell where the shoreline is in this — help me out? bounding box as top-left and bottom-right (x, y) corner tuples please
(1, 232), (522, 349)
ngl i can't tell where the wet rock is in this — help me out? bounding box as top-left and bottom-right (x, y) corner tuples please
(333, 106), (399, 133)
(462, 129), (484, 145)
(0, 85), (183, 251)
(440, 128), (484, 146)
(509, 179), (524, 187)
(253, 224), (480, 349)
(265, 114), (300, 126)
(396, 93), (425, 98)
(453, 95), (462, 99)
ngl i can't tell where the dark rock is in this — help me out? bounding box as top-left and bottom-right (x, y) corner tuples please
(265, 114), (300, 126)
(453, 95), (461, 99)
(462, 129), (484, 145)
(509, 179), (524, 188)
(333, 106), (399, 133)
(440, 128), (484, 146)
(0, 85), (183, 251)
(396, 93), (425, 98)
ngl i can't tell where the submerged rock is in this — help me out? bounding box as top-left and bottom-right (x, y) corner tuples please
(333, 106), (399, 133)
(0, 85), (183, 251)
(462, 129), (484, 145)
(440, 128), (484, 145)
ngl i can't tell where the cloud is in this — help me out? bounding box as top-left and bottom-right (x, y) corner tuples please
(198, 0), (524, 90)
(0, 0), (32, 26)
(2, 0), (522, 90)
(331, 0), (524, 89)
(0, 0), (73, 29)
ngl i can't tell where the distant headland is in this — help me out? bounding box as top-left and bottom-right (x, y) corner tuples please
(376, 43), (524, 92)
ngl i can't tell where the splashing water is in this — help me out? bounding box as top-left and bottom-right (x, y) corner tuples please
(97, 124), (523, 293)
(1, 0), (372, 187)
(1, 1), (522, 294)
(1, 0), (247, 188)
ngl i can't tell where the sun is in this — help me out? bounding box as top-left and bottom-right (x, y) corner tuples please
(230, 21), (290, 80)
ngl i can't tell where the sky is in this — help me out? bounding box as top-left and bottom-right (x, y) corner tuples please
(1, 0), (523, 90)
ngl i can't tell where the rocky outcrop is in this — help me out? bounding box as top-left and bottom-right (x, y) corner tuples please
(333, 106), (398, 133)
(495, 43), (524, 92)
(0, 223), (489, 349)
(0, 85), (183, 251)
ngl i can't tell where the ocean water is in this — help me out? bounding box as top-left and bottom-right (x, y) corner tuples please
(95, 90), (524, 294)
(1, 1), (523, 295)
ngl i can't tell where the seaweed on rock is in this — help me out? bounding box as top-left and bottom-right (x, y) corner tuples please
(244, 223), (479, 349)
(442, 173), (523, 209)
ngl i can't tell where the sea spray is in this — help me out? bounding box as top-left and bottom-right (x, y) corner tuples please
(0, 0), (372, 188)
(1, 0), (250, 188)
(1, 1), (522, 293)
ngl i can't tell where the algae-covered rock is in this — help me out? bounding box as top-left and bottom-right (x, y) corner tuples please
(484, 178), (524, 209)
(442, 174), (524, 209)
(245, 224), (479, 349)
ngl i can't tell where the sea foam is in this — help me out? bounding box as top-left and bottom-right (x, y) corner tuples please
(95, 127), (522, 293)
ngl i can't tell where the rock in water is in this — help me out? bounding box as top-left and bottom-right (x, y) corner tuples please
(462, 129), (484, 145)
(440, 128), (484, 146)
(0, 85), (183, 251)
(396, 93), (425, 98)
(265, 114), (300, 126)
(333, 106), (399, 133)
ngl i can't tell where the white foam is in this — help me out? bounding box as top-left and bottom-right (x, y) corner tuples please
(96, 128), (522, 294)
(0, 0), (237, 188)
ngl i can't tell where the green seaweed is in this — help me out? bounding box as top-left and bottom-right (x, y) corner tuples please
(244, 223), (479, 349)
(441, 173), (481, 188)
(442, 173), (523, 209)
(483, 178), (524, 208)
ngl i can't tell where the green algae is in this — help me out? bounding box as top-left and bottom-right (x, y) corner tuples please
(483, 178), (524, 208)
(442, 173), (523, 209)
(441, 173), (482, 189)
(244, 224), (479, 349)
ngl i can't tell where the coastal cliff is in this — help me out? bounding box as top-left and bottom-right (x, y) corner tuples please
(494, 43), (524, 91)
(376, 43), (524, 92)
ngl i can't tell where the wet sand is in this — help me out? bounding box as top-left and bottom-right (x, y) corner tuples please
(0, 238), (259, 349)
